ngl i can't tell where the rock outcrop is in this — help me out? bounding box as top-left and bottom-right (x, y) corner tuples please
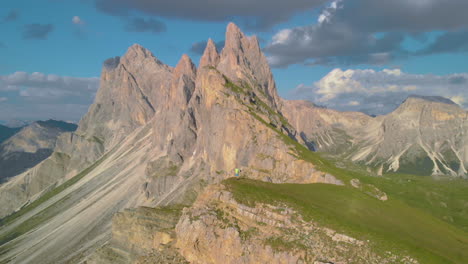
(88, 206), (188, 264)
(92, 184), (414, 264)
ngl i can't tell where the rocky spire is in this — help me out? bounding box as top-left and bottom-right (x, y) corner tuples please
(175, 54), (197, 80)
(224, 22), (244, 53)
(218, 22), (280, 108)
(172, 54), (196, 105)
(199, 39), (220, 68)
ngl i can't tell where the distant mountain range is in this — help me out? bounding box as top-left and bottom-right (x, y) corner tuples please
(0, 23), (466, 264)
(0, 120), (77, 182)
(284, 95), (467, 177)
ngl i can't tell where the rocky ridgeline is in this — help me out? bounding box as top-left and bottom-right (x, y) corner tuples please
(283, 95), (468, 178)
(91, 184), (416, 264)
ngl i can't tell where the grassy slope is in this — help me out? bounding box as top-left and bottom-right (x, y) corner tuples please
(225, 178), (468, 264)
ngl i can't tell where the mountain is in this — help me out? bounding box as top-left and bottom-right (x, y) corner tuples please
(285, 95), (468, 177)
(4, 119), (32, 129)
(0, 23), (467, 264)
(0, 23), (338, 264)
(0, 125), (21, 144)
(0, 120), (77, 182)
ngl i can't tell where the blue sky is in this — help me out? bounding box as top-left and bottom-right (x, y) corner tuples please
(0, 0), (467, 122)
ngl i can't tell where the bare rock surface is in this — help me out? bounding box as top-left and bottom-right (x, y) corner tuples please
(88, 206), (187, 264)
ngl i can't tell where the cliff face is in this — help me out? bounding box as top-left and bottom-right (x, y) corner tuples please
(88, 206), (187, 264)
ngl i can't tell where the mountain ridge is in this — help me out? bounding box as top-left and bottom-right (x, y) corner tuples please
(0, 120), (77, 182)
(285, 94), (468, 177)
(0, 22), (467, 264)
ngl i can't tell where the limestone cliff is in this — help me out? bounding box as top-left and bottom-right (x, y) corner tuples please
(88, 206), (187, 264)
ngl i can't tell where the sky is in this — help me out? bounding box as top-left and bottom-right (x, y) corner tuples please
(0, 0), (467, 123)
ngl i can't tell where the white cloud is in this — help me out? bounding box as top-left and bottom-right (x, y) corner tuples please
(383, 69), (402, 76)
(290, 68), (468, 115)
(317, 0), (342, 24)
(72, 16), (84, 25)
(0, 97), (7, 102)
(272, 29), (292, 45)
(0, 72), (99, 99)
(0, 72), (99, 121)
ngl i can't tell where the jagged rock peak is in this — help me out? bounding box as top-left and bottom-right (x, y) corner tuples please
(120, 43), (165, 67)
(125, 44), (154, 58)
(175, 54), (197, 78)
(199, 38), (220, 68)
(223, 22), (261, 54)
(225, 22), (244, 49)
(218, 22), (280, 108)
(248, 35), (261, 52)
